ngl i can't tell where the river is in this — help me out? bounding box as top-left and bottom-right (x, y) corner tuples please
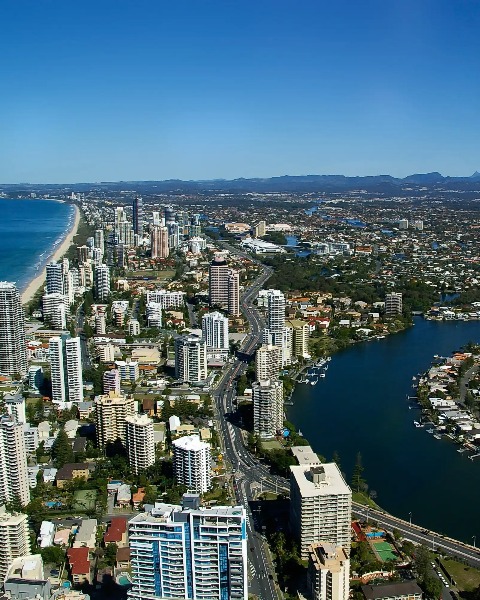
(287, 318), (480, 544)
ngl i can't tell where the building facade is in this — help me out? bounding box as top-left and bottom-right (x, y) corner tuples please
(290, 463), (352, 560)
(125, 414), (155, 474)
(174, 335), (207, 383)
(94, 392), (135, 450)
(0, 282), (27, 376)
(128, 497), (247, 600)
(150, 225), (169, 259)
(202, 311), (229, 360)
(307, 542), (350, 600)
(252, 379), (283, 439)
(0, 417), (30, 506)
(172, 435), (211, 493)
(0, 511), (31, 585)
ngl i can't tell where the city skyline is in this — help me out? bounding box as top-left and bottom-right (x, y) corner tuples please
(1, 0), (479, 183)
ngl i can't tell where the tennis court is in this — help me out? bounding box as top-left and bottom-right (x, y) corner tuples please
(373, 540), (397, 562)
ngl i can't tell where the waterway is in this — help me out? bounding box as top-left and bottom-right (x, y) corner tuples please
(287, 318), (480, 544)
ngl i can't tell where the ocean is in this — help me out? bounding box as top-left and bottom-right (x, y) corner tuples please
(0, 198), (75, 292)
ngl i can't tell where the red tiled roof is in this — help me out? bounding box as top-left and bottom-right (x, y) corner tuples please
(104, 516), (127, 543)
(67, 547), (90, 574)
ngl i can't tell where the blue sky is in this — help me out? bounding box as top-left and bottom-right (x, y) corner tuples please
(0, 0), (479, 183)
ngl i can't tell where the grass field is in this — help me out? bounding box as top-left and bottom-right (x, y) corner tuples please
(441, 558), (480, 591)
(127, 269), (175, 280)
(373, 540), (397, 562)
(73, 489), (97, 512)
(352, 491), (383, 510)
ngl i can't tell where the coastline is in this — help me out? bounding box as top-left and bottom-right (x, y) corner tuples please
(21, 204), (81, 305)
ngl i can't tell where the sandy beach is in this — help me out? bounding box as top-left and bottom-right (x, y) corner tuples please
(21, 204), (81, 305)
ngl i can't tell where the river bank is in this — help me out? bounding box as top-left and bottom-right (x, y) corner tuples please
(21, 204), (80, 305)
(287, 318), (480, 543)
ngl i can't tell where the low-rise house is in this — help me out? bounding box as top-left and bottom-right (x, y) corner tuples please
(116, 547), (131, 570)
(104, 516), (128, 548)
(116, 484), (131, 508)
(54, 528), (70, 546)
(132, 488), (145, 510)
(73, 519), (97, 551)
(56, 463), (90, 488)
(361, 581), (423, 600)
(38, 521), (55, 548)
(67, 547), (91, 585)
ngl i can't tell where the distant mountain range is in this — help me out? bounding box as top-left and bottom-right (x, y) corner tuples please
(2, 171), (480, 194)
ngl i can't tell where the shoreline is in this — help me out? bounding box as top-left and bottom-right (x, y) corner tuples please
(21, 204), (81, 305)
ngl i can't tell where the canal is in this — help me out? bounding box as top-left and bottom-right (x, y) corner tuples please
(287, 318), (480, 543)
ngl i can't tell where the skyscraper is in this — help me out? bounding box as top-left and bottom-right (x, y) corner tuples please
(202, 311), (229, 360)
(94, 264), (110, 302)
(0, 282), (27, 376)
(174, 335), (207, 383)
(132, 196), (144, 237)
(150, 225), (169, 259)
(262, 289), (291, 366)
(208, 255), (240, 316)
(125, 414), (155, 474)
(0, 416), (30, 507)
(42, 293), (67, 330)
(49, 336), (84, 407)
(129, 496), (247, 600)
(252, 379), (283, 439)
(290, 463), (352, 560)
(173, 435), (211, 493)
(94, 391), (135, 450)
(255, 344), (282, 380)
(45, 262), (64, 294)
(307, 542), (350, 600)
(0, 510), (31, 585)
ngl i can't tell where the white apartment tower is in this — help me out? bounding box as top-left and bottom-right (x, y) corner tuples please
(173, 435), (211, 493)
(0, 417), (30, 507)
(49, 336), (83, 407)
(262, 289), (291, 366)
(0, 510), (31, 585)
(174, 335), (207, 383)
(307, 542), (350, 600)
(150, 225), (169, 259)
(94, 391), (135, 450)
(0, 283), (27, 376)
(202, 311), (229, 360)
(65, 337), (83, 403)
(385, 292), (403, 316)
(252, 379), (284, 439)
(255, 344), (282, 380)
(42, 293), (67, 330)
(125, 414), (155, 474)
(290, 463), (352, 560)
(94, 264), (111, 301)
(129, 497), (247, 600)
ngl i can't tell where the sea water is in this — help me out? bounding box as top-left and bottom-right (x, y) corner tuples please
(0, 198), (74, 291)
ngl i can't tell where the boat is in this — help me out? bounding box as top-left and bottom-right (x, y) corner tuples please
(413, 421), (423, 427)
(319, 373), (326, 378)
(427, 429), (435, 434)
(434, 434), (442, 440)
(310, 378), (318, 385)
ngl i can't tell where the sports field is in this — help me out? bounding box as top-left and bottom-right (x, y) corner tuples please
(373, 540), (397, 562)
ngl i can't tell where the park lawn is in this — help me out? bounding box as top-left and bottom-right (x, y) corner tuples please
(261, 440), (283, 451)
(127, 269), (175, 280)
(441, 558), (480, 592)
(352, 491), (383, 510)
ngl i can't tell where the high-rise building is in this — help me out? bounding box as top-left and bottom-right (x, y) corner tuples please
(252, 379), (283, 439)
(115, 359), (140, 382)
(103, 369), (121, 395)
(174, 335), (207, 383)
(0, 282), (27, 376)
(65, 337), (83, 403)
(167, 222), (180, 249)
(133, 196), (144, 238)
(202, 311), (229, 360)
(95, 314), (106, 335)
(42, 293), (67, 330)
(307, 542), (350, 600)
(125, 414), (155, 474)
(0, 417), (30, 507)
(209, 255), (229, 307)
(45, 262), (64, 295)
(94, 391), (135, 450)
(172, 435), (211, 493)
(94, 264), (110, 302)
(385, 292), (403, 316)
(254, 220), (266, 238)
(146, 289), (185, 309)
(398, 219), (409, 230)
(286, 319), (311, 359)
(0, 510), (31, 585)
(129, 496), (247, 600)
(4, 394), (26, 424)
(150, 225), (169, 259)
(255, 344), (282, 380)
(290, 463), (352, 560)
(262, 289), (291, 366)
(49, 336), (83, 407)
(146, 302), (162, 328)
(94, 229), (105, 255)
(227, 270), (240, 317)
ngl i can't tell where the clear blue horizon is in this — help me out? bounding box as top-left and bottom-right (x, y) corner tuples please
(1, 0), (479, 184)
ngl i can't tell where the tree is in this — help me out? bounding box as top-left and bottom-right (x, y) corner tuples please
(332, 451), (341, 469)
(40, 546), (65, 566)
(104, 543), (118, 567)
(422, 575), (443, 600)
(351, 452), (365, 492)
(51, 428), (74, 468)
